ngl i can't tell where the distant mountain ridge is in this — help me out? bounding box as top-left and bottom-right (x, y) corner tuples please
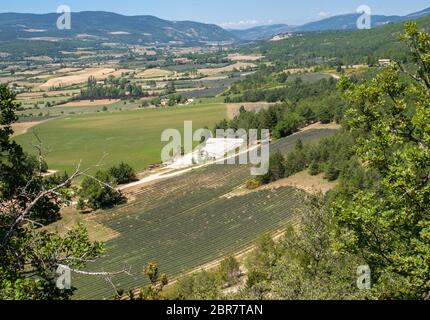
(0, 11), (236, 45)
(231, 7), (430, 40)
(228, 24), (295, 41)
(1, 7), (430, 45)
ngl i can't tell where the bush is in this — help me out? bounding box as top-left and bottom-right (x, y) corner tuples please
(218, 256), (241, 286)
(309, 160), (320, 176)
(246, 179), (262, 190)
(78, 170), (124, 210)
(109, 162), (137, 185)
(324, 163), (340, 181)
(257, 151), (286, 184)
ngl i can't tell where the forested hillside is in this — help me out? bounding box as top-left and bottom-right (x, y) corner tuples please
(253, 16), (430, 67)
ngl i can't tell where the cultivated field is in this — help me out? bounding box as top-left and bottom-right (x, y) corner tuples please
(227, 53), (263, 61)
(58, 99), (121, 107)
(198, 62), (257, 76)
(38, 68), (131, 90)
(226, 102), (275, 119)
(11, 120), (45, 137)
(14, 101), (227, 175)
(70, 128), (338, 299)
(137, 68), (173, 79)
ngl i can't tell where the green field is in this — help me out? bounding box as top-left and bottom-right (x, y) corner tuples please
(14, 101), (227, 175)
(72, 128), (338, 299)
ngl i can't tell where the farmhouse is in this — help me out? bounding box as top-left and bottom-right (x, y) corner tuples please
(378, 59), (391, 67)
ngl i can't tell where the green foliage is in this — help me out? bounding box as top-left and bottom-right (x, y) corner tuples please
(332, 22), (430, 299)
(169, 271), (221, 300)
(80, 75), (148, 100)
(109, 162), (137, 185)
(78, 170), (124, 210)
(134, 261), (168, 300)
(218, 256), (241, 286)
(0, 84), (104, 300)
(0, 224), (104, 300)
(309, 160), (320, 176)
(273, 112), (302, 139)
(257, 151), (286, 184)
(242, 198), (361, 300)
(256, 16), (430, 67)
(218, 76), (344, 142)
(324, 163), (340, 182)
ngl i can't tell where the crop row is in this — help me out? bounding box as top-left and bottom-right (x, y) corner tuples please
(72, 129), (337, 299)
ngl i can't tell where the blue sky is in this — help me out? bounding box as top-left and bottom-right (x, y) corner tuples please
(1, 0), (429, 28)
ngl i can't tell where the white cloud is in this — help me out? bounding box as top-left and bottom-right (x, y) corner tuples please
(317, 11), (331, 18)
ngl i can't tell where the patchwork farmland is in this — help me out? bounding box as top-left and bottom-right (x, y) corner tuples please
(14, 100), (227, 176)
(72, 128), (337, 299)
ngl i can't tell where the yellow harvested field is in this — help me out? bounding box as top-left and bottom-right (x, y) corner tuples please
(283, 67), (316, 74)
(228, 53), (263, 61)
(17, 89), (80, 99)
(198, 62), (256, 76)
(38, 68), (127, 90)
(226, 102), (275, 119)
(200, 75), (229, 81)
(137, 68), (173, 79)
(265, 171), (338, 194)
(54, 67), (82, 74)
(58, 99), (120, 107)
(46, 207), (120, 242)
(299, 122), (341, 132)
(10, 121), (44, 137)
(224, 171), (337, 199)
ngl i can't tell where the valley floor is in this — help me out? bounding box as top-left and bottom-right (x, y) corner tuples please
(59, 126), (338, 300)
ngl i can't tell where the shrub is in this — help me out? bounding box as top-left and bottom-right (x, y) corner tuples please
(78, 170), (124, 210)
(257, 151), (286, 184)
(324, 163), (340, 181)
(246, 179), (262, 190)
(109, 162), (137, 185)
(218, 256), (241, 286)
(309, 160), (320, 176)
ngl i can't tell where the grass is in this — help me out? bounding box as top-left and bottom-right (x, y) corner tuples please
(14, 101), (227, 176)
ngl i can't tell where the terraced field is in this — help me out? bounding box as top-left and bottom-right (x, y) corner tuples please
(72, 128), (337, 299)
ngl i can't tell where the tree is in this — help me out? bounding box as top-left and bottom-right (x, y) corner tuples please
(334, 22), (430, 299)
(218, 256), (241, 286)
(78, 171), (123, 210)
(109, 162), (137, 185)
(257, 151), (286, 184)
(309, 160), (320, 176)
(135, 261), (168, 300)
(170, 271), (220, 300)
(277, 72), (289, 83)
(0, 85), (110, 299)
(273, 112), (302, 139)
(324, 163), (340, 182)
(267, 198), (360, 300)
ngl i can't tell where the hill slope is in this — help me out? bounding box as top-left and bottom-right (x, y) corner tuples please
(229, 24), (294, 41)
(256, 15), (430, 66)
(0, 11), (236, 45)
(233, 7), (430, 40)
